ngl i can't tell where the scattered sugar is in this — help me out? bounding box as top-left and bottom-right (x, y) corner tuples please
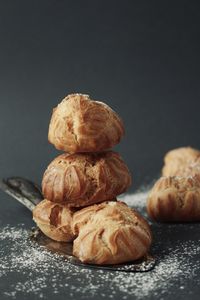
(120, 182), (156, 211)
(1, 188), (200, 299)
(120, 190), (148, 210)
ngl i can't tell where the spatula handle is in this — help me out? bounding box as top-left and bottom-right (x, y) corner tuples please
(0, 177), (43, 211)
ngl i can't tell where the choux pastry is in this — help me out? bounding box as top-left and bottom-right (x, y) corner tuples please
(48, 93), (124, 153)
(42, 151), (131, 207)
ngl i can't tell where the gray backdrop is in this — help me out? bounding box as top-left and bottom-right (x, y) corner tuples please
(1, 2), (200, 300)
(0, 0), (200, 189)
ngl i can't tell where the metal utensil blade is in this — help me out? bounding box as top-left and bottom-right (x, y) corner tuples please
(0, 177), (43, 211)
(0, 177), (156, 273)
(30, 227), (156, 273)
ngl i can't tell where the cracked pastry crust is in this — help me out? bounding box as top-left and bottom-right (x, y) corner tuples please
(48, 93), (125, 153)
(162, 147), (200, 177)
(180, 156), (200, 180)
(147, 176), (200, 222)
(42, 151), (132, 207)
(72, 201), (152, 265)
(32, 199), (75, 242)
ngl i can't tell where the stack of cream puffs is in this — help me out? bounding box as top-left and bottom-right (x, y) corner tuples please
(33, 94), (152, 265)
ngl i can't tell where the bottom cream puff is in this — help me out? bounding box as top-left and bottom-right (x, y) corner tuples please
(72, 201), (152, 265)
(33, 199), (75, 242)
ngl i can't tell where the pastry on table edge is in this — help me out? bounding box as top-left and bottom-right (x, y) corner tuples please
(33, 199), (75, 242)
(147, 175), (200, 222)
(72, 201), (152, 265)
(162, 146), (200, 177)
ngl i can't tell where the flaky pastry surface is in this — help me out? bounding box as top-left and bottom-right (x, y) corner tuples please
(33, 199), (75, 242)
(147, 176), (200, 222)
(48, 93), (124, 153)
(42, 151), (132, 207)
(162, 147), (200, 177)
(179, 156), (200, 180)
(72, 201), (152, 265)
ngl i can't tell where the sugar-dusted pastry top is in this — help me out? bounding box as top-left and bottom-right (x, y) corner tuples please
(72, 201), (152, 265)
(162, 147), (200, 177)
(32, 199), (75, 242)
(48, 93), (125, 153)
(180, 156), (200, 179)
(147, 176), (200, 222)
(42, 151), (132, 207)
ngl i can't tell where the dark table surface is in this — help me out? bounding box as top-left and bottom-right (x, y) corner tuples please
(1, 1), (200, 299)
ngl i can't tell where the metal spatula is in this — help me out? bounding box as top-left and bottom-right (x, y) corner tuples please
(0, 177), (156, 273)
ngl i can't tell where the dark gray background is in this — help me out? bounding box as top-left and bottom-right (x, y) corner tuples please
(1, 0), (200, 189)
(1, 1), (200, 300)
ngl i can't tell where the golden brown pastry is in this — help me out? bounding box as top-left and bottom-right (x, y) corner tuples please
(72, 201), (152, 265)
(162, 147), (200, 177)
(32, 199), (75, 242)
(147, 176), (200, 222)
(48, 93), (124, 153)
(180, 156), (200, 180)
(42, 151), (132, 207)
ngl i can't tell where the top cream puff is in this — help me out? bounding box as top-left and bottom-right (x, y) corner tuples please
(48, 93), (125, 153)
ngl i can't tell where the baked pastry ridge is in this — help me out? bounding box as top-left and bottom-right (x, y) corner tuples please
(147, 176), (200, 222)
(179, 156), (200, 180)
(33, 199), (75, 242)
(162, 147), (200, 177)
(48, 93), (125, 153)
(34, 92), (142, 265)
(72, 201), (152, 265)
(42, 151), (132, 207)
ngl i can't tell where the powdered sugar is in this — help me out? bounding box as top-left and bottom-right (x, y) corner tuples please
(1, 189), (200, 299)
(120, 190), (148, 210)
(112, 236), (200, 298)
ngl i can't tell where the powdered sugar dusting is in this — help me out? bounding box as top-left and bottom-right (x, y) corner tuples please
(1, 188), (200, 299)
(120, 190), (149, 209)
